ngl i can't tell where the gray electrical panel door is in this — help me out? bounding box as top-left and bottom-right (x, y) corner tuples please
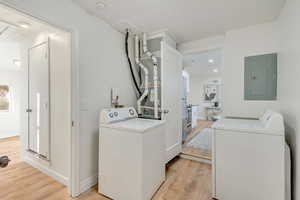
(244, 53), (277, 100)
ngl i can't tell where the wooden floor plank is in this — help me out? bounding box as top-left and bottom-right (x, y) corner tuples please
(0, 136), (212, 200)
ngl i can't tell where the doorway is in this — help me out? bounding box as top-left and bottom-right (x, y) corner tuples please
(181, 48), (223, 161)
(0, 4), (72, 197)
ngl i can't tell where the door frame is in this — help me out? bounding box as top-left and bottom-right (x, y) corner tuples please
(180, 40), (224, 122)
(0, 2), (81, 197)
(179, 39), (225, 198)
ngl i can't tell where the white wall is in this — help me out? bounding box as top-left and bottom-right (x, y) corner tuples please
(179, 8), (300, 198)
(178, 35), (225, 54)
(0, 0), (137, 193)
(0, 38), (22, 138)
(188, 75), (221, 119)
(179, 22), (280, 118)
(0, 38), (20, 69)
(278, 0), (300, 199)
(19, 31), (72, 186)
(223, 22), (280, 118)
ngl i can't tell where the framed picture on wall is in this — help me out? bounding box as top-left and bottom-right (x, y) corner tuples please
(0, 85), (11, 112)
(204, 84), (218, 102)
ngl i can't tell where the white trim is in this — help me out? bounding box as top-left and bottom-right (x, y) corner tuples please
(70, 30), (81, 197)
(0, 2), (81, 197)
(79, 174), (98, 194)
(180, 154), (212, 164)
(148, 30), (177, 48)
(0, 133), (20, 139)
(24, 156), (69, 186)
(166, 142), (182, 163)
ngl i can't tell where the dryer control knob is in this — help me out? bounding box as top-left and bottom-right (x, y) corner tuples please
(129, 109), (135, 116)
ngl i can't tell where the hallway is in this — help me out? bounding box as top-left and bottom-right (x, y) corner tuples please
(182, 120), (214, 159)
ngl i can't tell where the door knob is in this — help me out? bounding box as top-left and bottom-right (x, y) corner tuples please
(26, 109), (32, 113)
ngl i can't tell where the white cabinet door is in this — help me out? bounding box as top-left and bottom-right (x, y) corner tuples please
(161, 42), (183, 163)
(28, 41), (50, 159)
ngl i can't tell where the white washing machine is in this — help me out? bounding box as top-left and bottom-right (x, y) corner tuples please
(212, 110), (291, 200)
(98, 107), (166, 200)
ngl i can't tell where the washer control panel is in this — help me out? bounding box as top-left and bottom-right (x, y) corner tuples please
(100, 107), (138, 124)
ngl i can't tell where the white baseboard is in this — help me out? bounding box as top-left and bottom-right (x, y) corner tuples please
(166, 142), (182, 163)
(24, 156), (69, 186)
(0, 133), (20, 139)
(80, 174), (98, 194)
(180, 154), (212, 164)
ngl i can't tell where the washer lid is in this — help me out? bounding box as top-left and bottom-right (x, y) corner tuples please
(212, 118), (284, 136)
(100, 118), (166, 133)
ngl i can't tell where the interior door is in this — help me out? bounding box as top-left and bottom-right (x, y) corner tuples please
(28, 41), (50, 160)
(161, 41), (183, 163)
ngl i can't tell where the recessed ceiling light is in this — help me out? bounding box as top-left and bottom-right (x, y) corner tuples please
(18, 21), (30, 29)
(96, 1), (106, 8)
(213, 68), (219, 73)
(208, 59), (214, 64)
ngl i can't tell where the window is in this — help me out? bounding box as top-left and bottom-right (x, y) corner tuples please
(0, 85), (11, 112)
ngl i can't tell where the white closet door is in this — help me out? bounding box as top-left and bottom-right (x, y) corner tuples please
(161, 42), (183, 163)
(28, 41), (50, 159)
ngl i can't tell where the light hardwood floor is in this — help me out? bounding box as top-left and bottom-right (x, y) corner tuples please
(182, 120), (214, 159)
(0, 137), (212, 200)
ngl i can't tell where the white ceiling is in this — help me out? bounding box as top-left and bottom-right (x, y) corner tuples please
(0, 21), (17, 37)
(73, 0), (286, 42)
(0, 5), (68, 70)
(0, 5), (65, 42)
(184, 49), (223, 76)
